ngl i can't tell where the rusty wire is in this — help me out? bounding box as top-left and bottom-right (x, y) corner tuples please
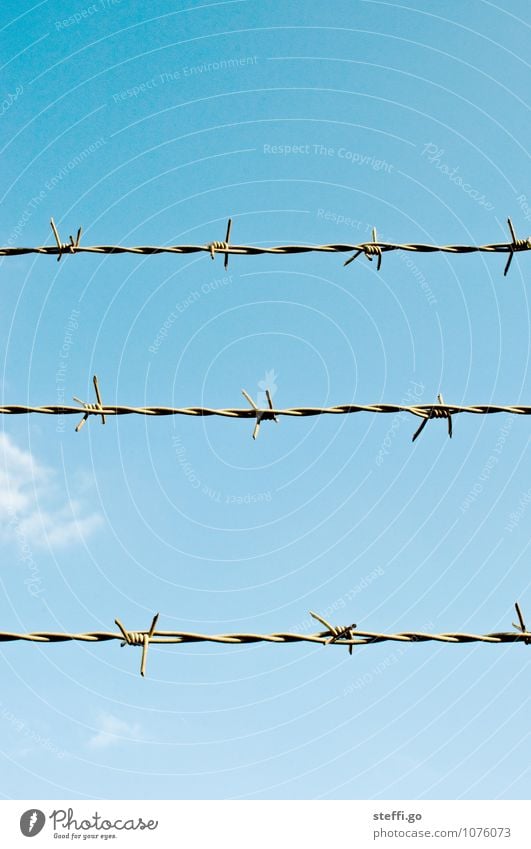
(1, 217), (529, 276)
(1, 376), (531, 441)
(0, 606), (528, 677)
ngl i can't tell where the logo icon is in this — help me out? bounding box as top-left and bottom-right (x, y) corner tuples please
(20, 809), (45, 837)
(257, 369), (278, 407)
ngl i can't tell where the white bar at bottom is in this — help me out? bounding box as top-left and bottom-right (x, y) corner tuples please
(1, 799), (529, 848)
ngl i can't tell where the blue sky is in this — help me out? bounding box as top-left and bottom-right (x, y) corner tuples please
(1, 0), (530, 800)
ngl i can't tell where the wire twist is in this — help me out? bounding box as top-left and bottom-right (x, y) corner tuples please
(241, 388), (278, 439)
(115, 613), (159, 677)
(412, 393), (453, 442)
(344, 226), (383, 270)
(310, 611), (357, 655)
(72, 374), (106, 431)
(504, 218), (531, 276)
(207, 218), (232, 269)
(0, 605), (528, 677)
(1, 217), (529, 277)
(4, 378), (531, 442)
(50, 217), (82, 262)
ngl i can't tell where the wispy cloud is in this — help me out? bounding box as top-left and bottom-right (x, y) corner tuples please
(87, 713), (143, 750)
(0, 432), (102, 549)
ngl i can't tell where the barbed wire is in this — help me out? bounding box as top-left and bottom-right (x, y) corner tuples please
(2, 375), (531, 441)
(1, 217), (529, 276)
(1, 606), (528, 677)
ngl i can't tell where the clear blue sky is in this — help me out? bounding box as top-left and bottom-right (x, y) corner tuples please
(1, 0), (530, 800)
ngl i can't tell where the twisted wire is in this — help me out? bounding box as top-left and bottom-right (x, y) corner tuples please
(0, 629), (527, 645)
(2, 605), (527, 675)
(2, 398), (531, 426)
(1, 217), (529, 276)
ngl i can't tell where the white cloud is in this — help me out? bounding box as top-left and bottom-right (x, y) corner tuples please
(87, 713), (143, 749)
(0, 432), (102, 549)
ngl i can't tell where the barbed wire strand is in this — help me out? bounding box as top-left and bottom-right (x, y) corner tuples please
(1, 217), (530, 276)
(2, 376), (531, 441)
(0, 605), (528, 676)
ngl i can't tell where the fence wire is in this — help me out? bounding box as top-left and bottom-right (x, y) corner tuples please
(4, 216), (529, 679)
(2, 377), (531, 440)
(1, 217), (529, 275)
(1, 606), (528, 676)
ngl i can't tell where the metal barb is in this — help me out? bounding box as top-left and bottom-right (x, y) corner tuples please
(115, 612), (159, 677)
(208, 218), (232, 269)
(412, 393), (453, 442)
(73, 374), (106, 432)
(344, 226), (383, 270)
(310, 610), (357, 655)
(512, 602), (530, 645)
(503, 218), (531, 277)
(242, 388), (278, 440)
(50, 217), (82, 262)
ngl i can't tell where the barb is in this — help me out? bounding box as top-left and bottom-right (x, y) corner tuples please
(344, 226), (383, 270)
(512, 602), (531, 645)
(115, 613), (159, 677)
(72, 374), (106, 432)
(310, 610), (357, 655)
(49, 217), (82, 262)
(411, 393), (453, 442)
(3, 388), (531, 441)
(242, 388), (278, 439)
(208, 217), (232, 269)
(2, 218), (530, 276)
(504, 218), (528, 276)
